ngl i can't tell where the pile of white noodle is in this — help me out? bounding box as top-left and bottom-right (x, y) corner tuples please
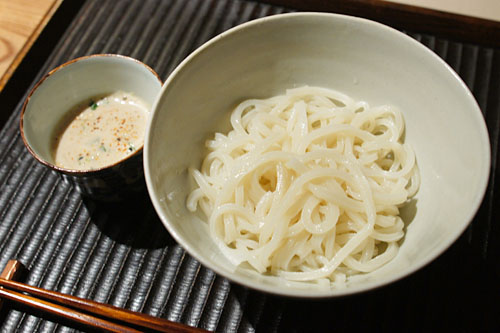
(186, 86), (419, 287)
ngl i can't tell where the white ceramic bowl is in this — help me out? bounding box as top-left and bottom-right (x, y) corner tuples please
(21, 54), (162, 201)
(144, 13), (490, 297)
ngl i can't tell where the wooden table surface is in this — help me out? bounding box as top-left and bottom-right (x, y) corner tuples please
(0, 0), (61, 91)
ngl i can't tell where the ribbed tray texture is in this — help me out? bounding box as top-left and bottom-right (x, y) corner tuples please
(0, 0), (499, 331)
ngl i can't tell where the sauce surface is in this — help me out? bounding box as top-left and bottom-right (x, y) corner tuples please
(52, 91), (149, 170)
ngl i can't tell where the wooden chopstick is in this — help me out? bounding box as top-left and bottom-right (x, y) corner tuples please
(0, 278), (208, 333)
(0, 286), (141, 332)
(0, 259), (27, 312)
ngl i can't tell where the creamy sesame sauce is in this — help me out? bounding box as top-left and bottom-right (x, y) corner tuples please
(52, 91), (149, 170)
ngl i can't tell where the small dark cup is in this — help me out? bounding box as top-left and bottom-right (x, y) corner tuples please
(20, 54), (162, 201)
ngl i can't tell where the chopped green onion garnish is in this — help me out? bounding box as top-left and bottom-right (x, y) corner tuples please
(89, 101), (98, 110)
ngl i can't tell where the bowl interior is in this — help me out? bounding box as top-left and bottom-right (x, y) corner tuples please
(145, 13), (490, 296)
(22, 55), (161, 167)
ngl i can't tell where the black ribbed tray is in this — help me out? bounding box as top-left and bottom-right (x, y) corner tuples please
(1, 0), (499, 331)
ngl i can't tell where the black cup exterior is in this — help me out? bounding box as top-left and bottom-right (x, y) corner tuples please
(57, 150), (146, 202)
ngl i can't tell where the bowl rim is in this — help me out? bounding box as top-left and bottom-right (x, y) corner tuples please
(20, 53), (163, 175)
(144, 12), (491, 297)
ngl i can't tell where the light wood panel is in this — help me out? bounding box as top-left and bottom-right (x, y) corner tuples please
(0, 0), (62, 91)
(385, 0), (500, 22)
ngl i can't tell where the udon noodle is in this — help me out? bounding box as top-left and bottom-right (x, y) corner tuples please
(186, 86), (419, 287)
